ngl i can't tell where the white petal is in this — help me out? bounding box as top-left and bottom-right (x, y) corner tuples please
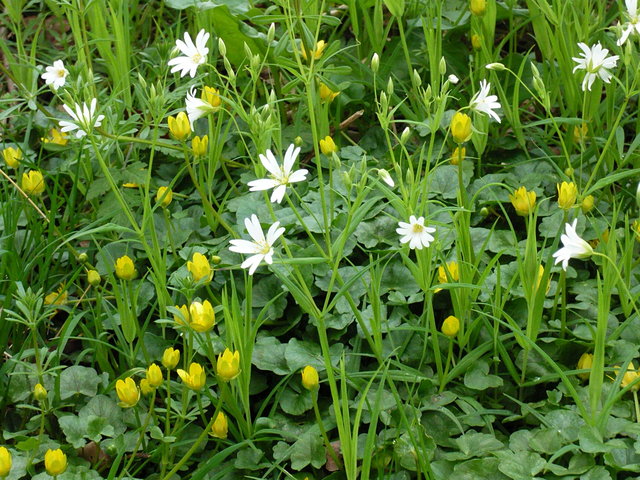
(248, 178), (279, 191)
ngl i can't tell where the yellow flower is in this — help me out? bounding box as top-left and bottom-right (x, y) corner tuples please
(21, 170), (45, 196)
(116, 377), (140, 407)
(210, 412), (228, 439)
(450, 112), (472, 144)
(189, 300), (215, 332)
(615, 363), (640, 391)
(34, 383), (48, 401)
(577, 353), (593, 381)
(156, 186), (173, 207)
(470, 0), (486, 15)
(168, 111), (191, 140)
(173, 304), (190, 326)
(192, 135), (209, 156)
(557, 181), (577, 210)
(2, 147), (21, 168)
(471, 34), (482, 50)
(217, 349), (240, 382)
(450, 147), (465, 166)
(442, 315), (460, 337)
(301, 40), (327, 60)
(123, 182), (139, 188)
(573, 123), (588, 143)
(202, 87), (222, 109)
(87, 270), (101, 287)
(509, 186), (536, 216)
(0, 446), (10, 477)
(177, 362), (206, 391)
(301, 365), (319, 390)
(633, 220), (640, 242)
(146, 363), (163, 388)
(319, 82), (340, 103)
(187, 252), (213, 283)
(115, 255), (136, 280)
(44, 448), (67, 476)
(536, 265), (550, 294)
(42, 128), (69, 146)
(162, 347), (180, 370)
(581, 195), (595, 214)
(140, 379), (154, 395)
(319, 136), (338, 155)
(438, 261), (460, 284)
(44, 285), (68, 306)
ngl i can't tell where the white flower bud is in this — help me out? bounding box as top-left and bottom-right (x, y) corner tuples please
(267, 23), (276, 44)
(371, 53), (379, 73)
(413, 69), (422, 88)
(448, 74), (459, 84)
(218, 38), (227, 57)
(387, 77), (394, 96)
(400, 127), (411, 144)
(439, 56), (447, 76)
(377, 169), (395, 187)
(486, 62), (506, 71)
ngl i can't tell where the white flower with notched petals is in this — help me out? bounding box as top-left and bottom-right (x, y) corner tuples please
(617, 0), (640, 45)
(552, 219), (594, 271)
(229, 214), (285, 275)
(396, 216), (436, 250)
(247, 144), (308, 204)
(572, 42), (619, 91)
(168, 29), (210, 78)
(41, 60), (68, 91)
(58, 99), (105, 138)
(469, 80), (501, 123)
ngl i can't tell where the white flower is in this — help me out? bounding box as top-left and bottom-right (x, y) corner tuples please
(572, 42), (619, 91)
(185, 87), (216, 127)
(485, 62), (506, 71)
(247, 144), (308, 204)
(58, 99), (105, 138)
(41, 60), (69, 91)
(168, 29), (210, 78)
(448, 74), (459, 84)
(396, 215), (436, 250)
(229, 214), (285, 275)
(617, 0), (640, 45)
(469, 80), (501, 123)
(552, 219), (594, 271)
(377, 169), (394, 187)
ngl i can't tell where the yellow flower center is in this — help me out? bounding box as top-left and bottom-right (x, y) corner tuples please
(192, 53), (202, 64)
(412, 224), (424, 233)
(57, 69), (65, 77)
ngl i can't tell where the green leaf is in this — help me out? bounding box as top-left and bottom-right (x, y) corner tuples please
(495, 451), (546, 480)
(452, 458), (510, 480)
(463, 360), (503, 390)
(79, 395), (127, 436)
(234, 447), (266, 470)
(455, 431), (504, 458)
(383, 0), (404, 17)
(252, 336), (289, 375)
(164, 0), (251, 14)
(279, 387), (313, 415)
(289, 431), (325, 470)
(59, 366), (101, 399)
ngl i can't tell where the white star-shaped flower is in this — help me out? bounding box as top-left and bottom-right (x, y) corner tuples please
(41, 60), (69, 91)
(247, 144), (308, 204)
(617, 0), (640, 45)
(185, 87), (216, 127)
(168, 29), (210, 78)
(469, 80), (501, 123)
(572, 42), (619, 91)
(229, 214), (285, 275)
(396, 216), (436, 250)
(552, 219), (594, 271)
(58, 99), (105, 138)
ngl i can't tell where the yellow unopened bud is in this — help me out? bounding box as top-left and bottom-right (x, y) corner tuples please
(115, 255), (136, 280)
(87, 270), (101, 287)
(44, 448), (67, 476)
(156, 186), (173, 207)
(438, 262), (460, 284)
(301, 365), (319, 390)
(581, 195), (595, 214)
(573, 123), (588, 143)
(509, 186), (536, 216)
(470, 0), (486, 16)
(177, 362), (206, 390)
(442, 315), (460, 337)
(168, 112), (191, 140)
(116, 377), (140, 408)
(187, 252), (213, 283)
(42, 128), (68, 146)
(192, 135), (209, 156)
(146, 363), (163, 388)
(319, 83), (340, 103)
(615, 363), (640, 391)
(2, 147), (21, 168)
(21, 170), (45, 196)
(140, 379), (154, 395)
(210, 412), (228, 439)
(577, 353), (593, 381)
(451, 147), (465, 165)
(471, 34), (482, 50)
(173, 304), (190, 326)
(202, 87), (222, 109)
(162, 347), (180, 370)
(557, 181), (577, 210)
(301, 40), (326, 61)
(450, 112), (472, 144)
(319, 136), (338, 155)
(189, 300), (215, 332)
(34, 383), (48, 401)
(0, 446), (11, 477)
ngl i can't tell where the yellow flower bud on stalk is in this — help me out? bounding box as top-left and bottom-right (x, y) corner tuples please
(87, 270), (101, 287)
(509, 186), (536, 216)
(0, 446), (11, 477)
(21, 170), (45, 196)
(187, 252), (213, 283)
(192, 135), (209, 156)
(177, 363), (206, 390)
(156, 186), (173, 207)
(438, 262), (460, 284)
(202, 87), (222, 109)
(557, 181), (577, 210)
(442, 315), (460, 337)
(173, 304), (190, 326)
(168, 112), (191, 140)
(577, 353), (593, 381)
(189, 300), (215, 332)
(116, 377), (140, 407)
(470, 0), (486, 16)
(162, 347), (180, 370)
(2, 147), (21, 168)
(115, 255), (136, 280)
(210, 412), (228, 439)
(217, 349), (240, 382)
(471, 34), (482, 50)
(319, 83), (340, 103)
(301, 40), (326, 61)
(581, 195), (595, 214)
(146, 363), (163, 388)
(44, 448), (67, 476)
(34, 383), (48, 401)
(319, 136), (338, 155)
(450, 112), (472, 144)
(450, 147), (465, 166)
(301, 365), (319, 390)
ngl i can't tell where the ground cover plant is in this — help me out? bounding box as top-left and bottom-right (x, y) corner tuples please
(1, 0), (640, 478)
